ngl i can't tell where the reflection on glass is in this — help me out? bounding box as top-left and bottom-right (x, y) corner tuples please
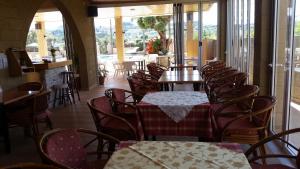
(272, 0), (291, 134)
(288, 0), (300, 148)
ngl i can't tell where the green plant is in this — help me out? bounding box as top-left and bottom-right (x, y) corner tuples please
(137, 16), (172, 53)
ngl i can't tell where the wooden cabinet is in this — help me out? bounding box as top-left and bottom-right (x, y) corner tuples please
(6, 48), (34, 77)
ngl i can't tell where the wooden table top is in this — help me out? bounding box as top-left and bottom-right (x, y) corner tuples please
(2, 89), (38, 105)
(158, 69), (203, 83)
(169, 63), (198, 68)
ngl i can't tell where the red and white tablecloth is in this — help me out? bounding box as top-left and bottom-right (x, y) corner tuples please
(137, 92), (212, 139)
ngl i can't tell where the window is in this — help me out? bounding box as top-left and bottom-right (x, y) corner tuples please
(227, 0), (255, 83)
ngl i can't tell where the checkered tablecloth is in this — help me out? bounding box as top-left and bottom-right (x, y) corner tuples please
(137, 101), (213, 139)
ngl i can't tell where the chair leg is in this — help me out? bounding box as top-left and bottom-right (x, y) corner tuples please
(53, 89), (57, 108)
(259, 145), (267, 164)
(46, 116), (53, 130)
(75, 88), (80, 101)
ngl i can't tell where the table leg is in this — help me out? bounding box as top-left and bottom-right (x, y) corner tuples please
(164, 83), (169, 91)
(193, 83), (200, 91)
(138, 61), (141, 70)
(160, 83), (164, 91)
(0, 104), (11, 153)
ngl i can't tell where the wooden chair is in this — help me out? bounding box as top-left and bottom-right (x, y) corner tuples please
(2, 163), (59, 169)
(245, 128), (300, 169)
(18, 82), (43, 92)
(212, 96), (276, 156)
(213, 85), (260, 103)
(38, 128), (119, 169)
(31, 90), (53, 135)
(7, 82), (52, 136)
(87, 96), (141, 141)
(127, 76), (158, 101)
(104, 88), (140, 114)
(206, 72), (247, 102)
(146, 63), (166, 80)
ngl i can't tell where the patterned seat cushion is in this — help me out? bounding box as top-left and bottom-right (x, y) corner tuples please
(45, 129), (89, 169)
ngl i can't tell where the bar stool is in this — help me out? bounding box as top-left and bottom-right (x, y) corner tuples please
(52, 71), (76, 107)
(61, 71), (80, 102)
(52, 83), (72, 108)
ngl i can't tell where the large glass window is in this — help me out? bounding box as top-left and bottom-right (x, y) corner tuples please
(227, 0), (255, 83)
(272, 0), (300, 150)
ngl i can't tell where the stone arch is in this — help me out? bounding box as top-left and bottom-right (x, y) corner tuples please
(22, 0), (97, 89)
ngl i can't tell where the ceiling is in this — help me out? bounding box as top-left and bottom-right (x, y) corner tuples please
(37, 0), (214, 17)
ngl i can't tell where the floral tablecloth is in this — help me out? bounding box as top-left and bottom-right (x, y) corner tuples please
(142, 91), (208, 122)
(104, 141), (251, 169)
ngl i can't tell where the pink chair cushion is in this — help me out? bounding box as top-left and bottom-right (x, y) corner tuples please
(251, 163), (295, 169)
(45, 129), (88, 169)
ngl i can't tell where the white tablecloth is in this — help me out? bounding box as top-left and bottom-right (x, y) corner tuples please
(104, 141), (251, 169)
(142, 91), (208, 122)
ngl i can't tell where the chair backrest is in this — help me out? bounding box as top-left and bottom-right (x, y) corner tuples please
(251, 96), (276, 128)
(39, 129), (88, 169)
(105, 88), (126, 113)
(33, 90), (50, 115)
(245, 128), (300, 167)
(18, 82), (43, 91)
(87, 96), (114, 132)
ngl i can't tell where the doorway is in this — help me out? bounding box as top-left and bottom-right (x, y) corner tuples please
(271, 0), (300, 150)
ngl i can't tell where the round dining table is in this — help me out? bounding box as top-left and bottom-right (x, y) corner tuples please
(104, 141), (251, 169)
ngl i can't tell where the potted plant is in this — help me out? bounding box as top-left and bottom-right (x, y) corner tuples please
(97, 66), (108, 85)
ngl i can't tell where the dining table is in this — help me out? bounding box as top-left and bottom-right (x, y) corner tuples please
(104, 141), (251, 169)
(169, 63), (198, 71)
(0, 88), (38, 153)
(158, 69), (204, 91)
(137, 91), (212, 140)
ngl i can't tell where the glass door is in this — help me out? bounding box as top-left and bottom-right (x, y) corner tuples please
(271, 0), (293, 134)
(200, 1), (218, 66)
(272, 0), (300, 150)
(183, 3), (200, 66)
(287, 0), (300, 148)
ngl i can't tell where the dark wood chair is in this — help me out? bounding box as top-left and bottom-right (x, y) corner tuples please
(212, 96), (276, 156)
(87, 96), (142, 141)
(146, 63), (166, 80)
(245, 128), (300, 169)
(38, 128), (119, 169)
(7, 81), (52, 136)
(127, 76), (158, 101)
(18, 82), (43, 92)
(213, 85), (260, 103)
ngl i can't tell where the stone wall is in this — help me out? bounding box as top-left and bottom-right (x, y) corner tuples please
(0, 0), (97, 90)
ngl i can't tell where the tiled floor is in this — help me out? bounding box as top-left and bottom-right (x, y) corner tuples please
(0, 76), (291, 167)
(0, 76), (131, 166)
(0, 76), (198, 166)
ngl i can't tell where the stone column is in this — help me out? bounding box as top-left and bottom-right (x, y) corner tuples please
(35, 13), (48, 58)
(115, 8), (124, 63)
(186, 11), (194, 59)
